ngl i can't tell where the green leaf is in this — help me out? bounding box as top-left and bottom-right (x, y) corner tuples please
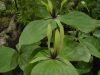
(19, 19), (57, 49)
(18, 44), (39, 70)
(24, 63), (37, 75)
(76, 62), (92, 74)
(0, 47), (18, 73)
(30, 57), (48, 64)
(24, 48), (48, 75)
(93, 30), (100, 38)
(61, 0), (67, 9)
(96, 20), (100, 27)
(80, 37), (100, 58)
(59, 11), (96, 33)
(59, 37), (91, 62)
(31, 59), (79, 75)
(31, 48), (49, 58)
(59, 58), (79, 75)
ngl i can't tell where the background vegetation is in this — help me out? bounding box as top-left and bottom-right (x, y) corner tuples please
(0, 0), (100, 75)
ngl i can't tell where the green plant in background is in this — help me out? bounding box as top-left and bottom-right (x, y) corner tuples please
(0, 0), (100, 75)
(76, 0), (100, 19)
(16, 0), (51, 25)
(0, 0), (16, 16)
(0, 1), (6, 11)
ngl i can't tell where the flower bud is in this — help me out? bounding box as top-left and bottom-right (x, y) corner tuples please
(59, 24), (64, 49)
(54, 29), (61, 52)
(55, 19), (64, 50)
(47, 24), (52, 49)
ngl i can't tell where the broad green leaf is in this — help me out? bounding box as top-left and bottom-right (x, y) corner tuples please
(80, 37), (100, 58)
(24, 48), (48, 75)
(31, 59), (79, 75)
(24, 63), (37, 75)
(59, 37), (91, 62)
(59, 57), (79, 75)
(0, 47), (18, 73)
(18, 44), (39, 70)
(19, 19), (57, 49)
(59, 11), (96, 33)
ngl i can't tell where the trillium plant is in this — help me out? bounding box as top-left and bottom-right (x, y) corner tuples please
(0, 0), (100, 75)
